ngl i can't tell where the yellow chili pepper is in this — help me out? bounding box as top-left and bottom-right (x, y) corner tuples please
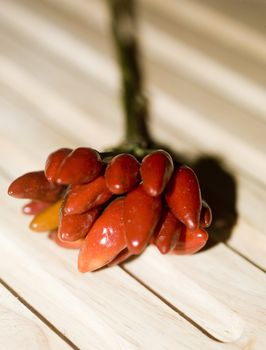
(29, 199), (63, 232)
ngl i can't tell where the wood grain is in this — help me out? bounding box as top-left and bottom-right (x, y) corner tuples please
(0, 284), (72, 350)
(125, 246), (266, 349)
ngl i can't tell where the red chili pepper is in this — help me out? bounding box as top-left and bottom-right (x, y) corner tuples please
(56, 147), (102, 185)
(200, 200), (212, 228)
(124, 184), (162, 254)
(141, 150), (174, 196)
(165, 166), (202, 230)
(8, 171), (63, 202)
(64, 175), (112, 215)
(154, 208), (182, 254)
(78, 198), (127, 272)
(58, 207), (100, 241)
(172, 225), (208, 255)
(45, 148), (72, 183)
(49, 230), (84, 249)
(105, 153), (140, 194)
(22, 200), (51, 215)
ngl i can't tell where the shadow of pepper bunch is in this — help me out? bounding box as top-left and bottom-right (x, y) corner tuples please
(193, 156), (238, 249)
(8, 147), (212, 272)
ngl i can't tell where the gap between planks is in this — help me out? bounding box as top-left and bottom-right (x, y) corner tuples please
(225, 245), (265, 273)
(0, 278), (79, 350)
(120, 266), (223, 343)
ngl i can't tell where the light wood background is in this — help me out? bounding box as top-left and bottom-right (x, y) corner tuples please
(0, 0), (265, 349)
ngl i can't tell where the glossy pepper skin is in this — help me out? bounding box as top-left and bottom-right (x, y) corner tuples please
(124, 184), (162, 255)
(64, 175), (112, 215)
(200, 200), (212, 228)
(56, 147), (102, 185)
(165, 166), (202, 230)
(29, 199), (63, 232)
(58, 207), (100, 241)
(105, 153), (140, 194)
(22, 200), (51, 215)
(154, 209), (182, 254)
(45, 148), (72, 183)
(141, 150), (174, 197)
(78, 198), (127, 272)
(49, 230), (84, 249)
(172, 226), (208, 255)
(8, 171), (62, 202)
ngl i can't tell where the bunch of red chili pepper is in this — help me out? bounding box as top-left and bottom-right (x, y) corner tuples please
(8, 147), (212, 272)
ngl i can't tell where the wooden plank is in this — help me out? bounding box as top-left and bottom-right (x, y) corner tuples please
(125, 258), (244, 343)
(124, 246), (266, 350)
(142, 0), (266, 62)
(33, 0), (266, 117)
(197, 0), (266, 35)
(0, 283), (72, 350)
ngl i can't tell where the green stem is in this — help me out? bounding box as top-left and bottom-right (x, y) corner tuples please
(107, 0), (150, 149)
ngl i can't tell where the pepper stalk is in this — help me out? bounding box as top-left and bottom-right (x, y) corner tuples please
(107, 0), (150, 152)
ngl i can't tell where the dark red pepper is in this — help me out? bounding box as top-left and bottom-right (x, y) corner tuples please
(8, 171), (62, 202)
(45, 148), (72, 183)
(78, 198), (127, 272)
(64, 175), (112, 215)
(124, 184), (162, 254)
(141, 150), (174, 197)
(154, 208), (182, 254)
(172, 226), (208, 255)
(56, 147), (102, 185)
(105, 153), (140, 194)
(58, 207), (100, 241)
(165, 166), (202, 230)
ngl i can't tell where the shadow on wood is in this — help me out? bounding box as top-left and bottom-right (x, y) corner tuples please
(192, 156), (238, 249)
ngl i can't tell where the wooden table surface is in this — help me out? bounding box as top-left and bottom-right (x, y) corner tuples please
(0, 0), (265, 349)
